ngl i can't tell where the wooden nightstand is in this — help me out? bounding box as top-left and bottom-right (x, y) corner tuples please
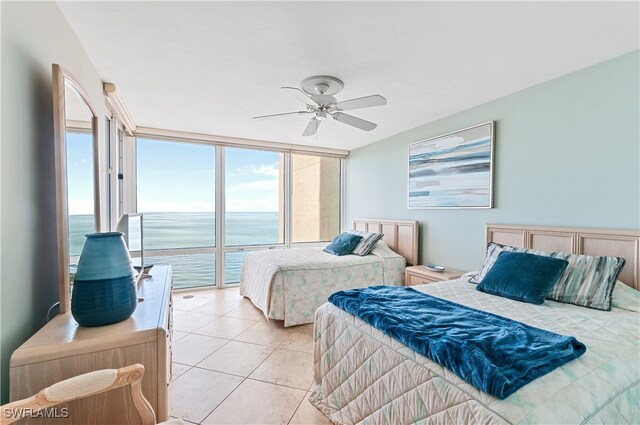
(405, 265), (466, 286)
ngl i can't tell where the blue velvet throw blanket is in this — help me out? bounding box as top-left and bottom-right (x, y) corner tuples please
(328, 286), (586, 399)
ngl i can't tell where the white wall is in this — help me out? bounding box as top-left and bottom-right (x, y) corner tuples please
(0, 1), (107, 402)
(347, 51), (640, 271)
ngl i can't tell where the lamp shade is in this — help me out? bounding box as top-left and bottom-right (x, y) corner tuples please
(71, 232), (137, 327)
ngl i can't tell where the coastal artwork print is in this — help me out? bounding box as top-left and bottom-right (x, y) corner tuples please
(408, 122), (494, 208)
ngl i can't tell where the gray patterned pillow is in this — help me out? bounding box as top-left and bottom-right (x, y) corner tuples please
(348, 231), (384, 256)
(470, 242), (625, 311)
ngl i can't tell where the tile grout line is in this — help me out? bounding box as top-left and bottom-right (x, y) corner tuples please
(174, 294), (278, 424)
(171, 290), (313, 424)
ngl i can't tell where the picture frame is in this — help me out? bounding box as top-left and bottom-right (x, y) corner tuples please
(408, 121), (495, 209)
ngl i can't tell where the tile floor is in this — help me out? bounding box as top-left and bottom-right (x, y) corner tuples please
(169, 287), (331, 425)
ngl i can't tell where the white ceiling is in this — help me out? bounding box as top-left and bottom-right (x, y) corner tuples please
(57, 1), (639, 151)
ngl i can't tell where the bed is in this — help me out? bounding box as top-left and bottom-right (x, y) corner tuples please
(310, 224), (640, 424)
(239, 219), (418, 327)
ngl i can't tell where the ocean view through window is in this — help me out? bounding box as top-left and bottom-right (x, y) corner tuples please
(74, 136), (347, 290)
(67, 132), (96, 266)
(137, 138), (216, 288)
(69, 137), (343, 290)
(134, 139), (290, 289)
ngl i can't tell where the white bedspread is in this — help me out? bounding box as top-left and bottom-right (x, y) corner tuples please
(239, 243), (405, 326)
(311, 279), (640, 424)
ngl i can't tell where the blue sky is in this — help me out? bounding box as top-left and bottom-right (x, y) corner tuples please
(66, 132), (95, 215)
(136, 138), (281, 213)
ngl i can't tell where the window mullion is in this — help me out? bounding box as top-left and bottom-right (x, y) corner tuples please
(215, 146), (225, 289)
(341, 158), (346, 232)
(285, 152), (292, 249)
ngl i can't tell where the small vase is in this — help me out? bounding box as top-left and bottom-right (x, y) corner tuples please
(71, 232), (137, 327)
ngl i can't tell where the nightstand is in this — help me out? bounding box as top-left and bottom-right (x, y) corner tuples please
(404, 265), (466, 286)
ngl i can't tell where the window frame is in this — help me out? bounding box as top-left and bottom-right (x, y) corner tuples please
(130, 132), (346, 290)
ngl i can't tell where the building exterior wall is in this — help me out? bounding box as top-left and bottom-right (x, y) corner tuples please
(292, 155), (340, 242)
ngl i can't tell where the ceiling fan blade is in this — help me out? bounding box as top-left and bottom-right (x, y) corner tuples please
(281, 86), (319, 105)
(336, 94), (387, 111)
(332, 113), (377, 131)
(302, 117), (321, 136)
(253, 111), (308, 119)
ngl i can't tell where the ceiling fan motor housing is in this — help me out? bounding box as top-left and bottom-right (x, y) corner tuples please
(316, 110), (328, 120)
(301, 76), (344, 96)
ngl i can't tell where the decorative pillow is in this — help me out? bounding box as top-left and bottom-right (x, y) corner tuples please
(611, 281), (640, 312)
(323, 232), (363, 256)
(476, 252), (569, 304)
(348, 230), (384, 256)
(547, 254), (625, 311)
(469, 242), (519, 284)
(470, 242), (626, 311)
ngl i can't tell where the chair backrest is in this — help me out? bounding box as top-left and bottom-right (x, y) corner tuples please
(1, 364), (156, 425)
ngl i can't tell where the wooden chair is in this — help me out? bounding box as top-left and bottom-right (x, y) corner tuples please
(1, 364), (182, 425)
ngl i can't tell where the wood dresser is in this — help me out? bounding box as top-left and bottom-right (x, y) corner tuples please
(9, 265), (173, 424)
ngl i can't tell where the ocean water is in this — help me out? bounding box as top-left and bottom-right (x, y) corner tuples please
(69, 212), (280, 288)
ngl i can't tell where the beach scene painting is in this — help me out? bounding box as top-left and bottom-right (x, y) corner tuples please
(408, 122), (494, 208)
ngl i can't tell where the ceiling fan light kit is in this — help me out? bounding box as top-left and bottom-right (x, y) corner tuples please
(253, 75), (387, 137)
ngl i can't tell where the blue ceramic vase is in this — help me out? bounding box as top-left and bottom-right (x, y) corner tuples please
(71, 232), (137, 327)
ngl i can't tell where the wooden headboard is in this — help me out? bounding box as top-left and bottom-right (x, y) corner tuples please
(352, 219), (419, 266)
(486, 224), (640, 290)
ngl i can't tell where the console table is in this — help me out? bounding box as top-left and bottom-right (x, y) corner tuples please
(10, 265), (173, 424)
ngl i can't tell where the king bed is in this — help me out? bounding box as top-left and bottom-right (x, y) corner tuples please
(310, 224), (640, 424)
(240, 219), (419, 327)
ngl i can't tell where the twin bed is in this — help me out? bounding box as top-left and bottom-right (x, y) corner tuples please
(310, 224), (640, 424)
(240, 219), (418, 326)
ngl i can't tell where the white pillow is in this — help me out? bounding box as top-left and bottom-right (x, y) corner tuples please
(369, 240), (396, 258)
(611, 281), (640, 312)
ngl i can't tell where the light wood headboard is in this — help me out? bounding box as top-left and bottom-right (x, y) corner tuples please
(486, 224), (640, 290)
(353, 219), (419, 266)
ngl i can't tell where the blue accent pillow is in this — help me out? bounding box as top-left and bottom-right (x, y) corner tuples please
(324, 232), (364, 256)
(477, 252), (569, 304)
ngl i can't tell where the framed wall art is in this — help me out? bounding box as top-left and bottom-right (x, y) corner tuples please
(408, 121), (494, 209)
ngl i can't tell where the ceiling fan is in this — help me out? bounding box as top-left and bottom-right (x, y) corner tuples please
(253, 75), (387, 137)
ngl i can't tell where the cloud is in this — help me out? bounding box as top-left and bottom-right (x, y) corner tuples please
(233, 164), (280, 177)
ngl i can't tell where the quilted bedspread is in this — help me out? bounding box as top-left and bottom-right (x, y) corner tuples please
(239, 243), (406, 326)
(311, 279), (640, 424)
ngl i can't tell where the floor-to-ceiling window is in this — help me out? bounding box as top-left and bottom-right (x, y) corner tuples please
(224, 147), (285, 285)
(137, 138), (216, 288)
(134, 136), (344, 290)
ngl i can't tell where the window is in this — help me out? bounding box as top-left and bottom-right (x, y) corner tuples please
(134, 136), (343, 289)
(225, 147), (284, 247)
(67, 131), (96, 258)
(291, 154), (341, 243)
(137, 138), (216, 288)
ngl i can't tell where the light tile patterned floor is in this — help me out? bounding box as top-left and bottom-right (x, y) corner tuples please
(170, 287), (331, 425)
